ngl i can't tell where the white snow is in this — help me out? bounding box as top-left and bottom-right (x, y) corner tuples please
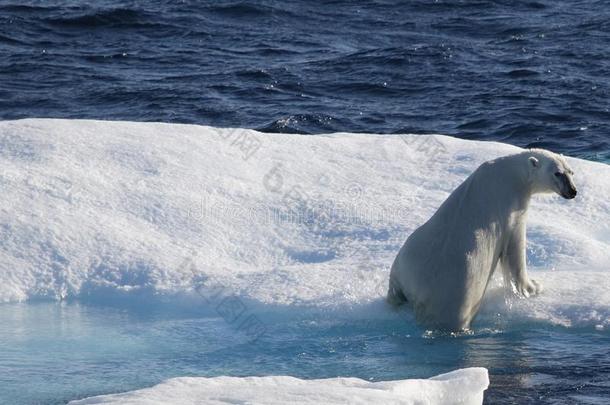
(0, 118), (609, 329)
(68, 368), (489, 405)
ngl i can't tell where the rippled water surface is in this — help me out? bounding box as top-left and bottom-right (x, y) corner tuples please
(1, 0), (609, 160)
(1, 303), (609, 405)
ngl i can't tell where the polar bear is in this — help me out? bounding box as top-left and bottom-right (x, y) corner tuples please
(387, 149), (577, 331)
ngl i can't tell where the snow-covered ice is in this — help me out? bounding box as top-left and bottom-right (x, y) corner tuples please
(0, 118), (608, 329)
(68, 368), (489, 405)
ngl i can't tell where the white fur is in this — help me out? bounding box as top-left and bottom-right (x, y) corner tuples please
(387, 149), (577, 330)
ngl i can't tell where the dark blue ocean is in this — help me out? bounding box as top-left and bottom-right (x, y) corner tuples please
(1, 0), (609, 161)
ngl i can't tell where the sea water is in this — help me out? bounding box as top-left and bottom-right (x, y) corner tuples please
(0, 302), (608, 404)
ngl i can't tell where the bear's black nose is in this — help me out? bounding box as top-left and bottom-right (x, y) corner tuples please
(562, 187), (577, 199)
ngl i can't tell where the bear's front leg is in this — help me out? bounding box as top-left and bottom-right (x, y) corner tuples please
(503, 225), (542, 298)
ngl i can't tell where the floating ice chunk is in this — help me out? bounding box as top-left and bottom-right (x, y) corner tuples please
(68, 368), (489, 405)
(0, 119), (608, 329)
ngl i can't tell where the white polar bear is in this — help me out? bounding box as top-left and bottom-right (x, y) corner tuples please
(387, 149), (577, 331)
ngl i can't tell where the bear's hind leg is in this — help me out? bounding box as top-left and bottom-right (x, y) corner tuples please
(386, 277), (407, 306)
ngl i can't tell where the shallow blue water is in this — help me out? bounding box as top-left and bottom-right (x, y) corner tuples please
(1, 0), (609, 160)
(1, 302), (609, 404)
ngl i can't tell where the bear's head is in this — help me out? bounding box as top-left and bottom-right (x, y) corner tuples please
(528, 149), (577, 199)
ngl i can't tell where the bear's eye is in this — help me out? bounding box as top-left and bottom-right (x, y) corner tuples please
(554, 172), (562, 177)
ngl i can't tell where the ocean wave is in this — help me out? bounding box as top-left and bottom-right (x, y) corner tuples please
(258, 114), (341, 134)
(43, 8), (164, 29)
(205, 2), (292, 19)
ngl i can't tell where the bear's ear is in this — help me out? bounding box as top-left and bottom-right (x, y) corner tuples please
(528, 156), (539, 169)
